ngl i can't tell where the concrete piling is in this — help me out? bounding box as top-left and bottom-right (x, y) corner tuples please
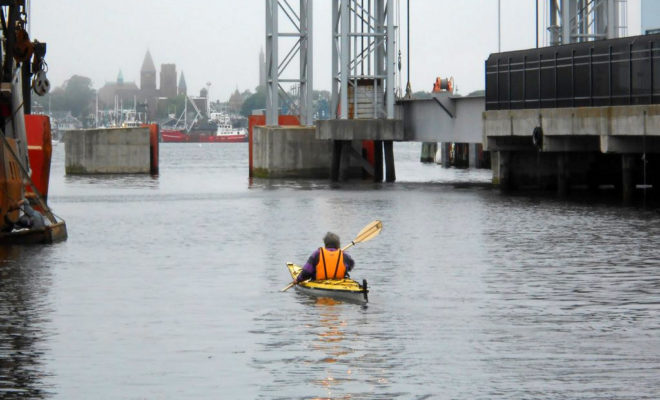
(420, 142), (437, 163)
(252, 125), (332, 179)
(317, 119), (403, 182)
(484, 104), (660, 204)
(384, 141), (396, 182)
(373, 140), (384, 182)
(468, 144), (479, 168)
(441, 143), (450, 168)
(557, 153), (569, 197)
(621, 154), (635, 205)
(64, 127), (156, 174)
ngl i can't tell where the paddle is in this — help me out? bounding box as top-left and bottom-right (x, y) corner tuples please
(340, 220), (383, 251)
(281, 220), (383, 292)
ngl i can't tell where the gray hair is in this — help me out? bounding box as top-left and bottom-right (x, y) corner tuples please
(323, 232), (340, 249)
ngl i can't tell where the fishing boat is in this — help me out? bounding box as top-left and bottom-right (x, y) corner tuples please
(286, 262), (369, 304)
(160, 128), (190, 142)
(208, 114), (247, 143)
(0, 3), (67, 245)
(0, 221), (67, 245)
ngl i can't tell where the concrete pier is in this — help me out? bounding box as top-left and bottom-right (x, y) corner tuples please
(252, 126), (332, 178)
(484, 105), (660, 201)
(317, 119), (403, 182)
(251, 123), (398, 180)
(64, 127), (156, 174)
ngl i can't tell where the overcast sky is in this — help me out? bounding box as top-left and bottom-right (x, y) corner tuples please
(29, 1), (641, 102)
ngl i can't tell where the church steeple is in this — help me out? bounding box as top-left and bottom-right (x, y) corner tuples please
(178, 71), (187, 96)
(117, 69), (124, 85)
(140, 50), (157, 92)
(141, 50), (156, 73)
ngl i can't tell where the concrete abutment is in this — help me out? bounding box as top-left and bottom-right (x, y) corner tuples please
(64, 127), (158, 174)
(489, 149), (658, 203)
(485, 105), (660, 204)
(251, 119), (403, 181)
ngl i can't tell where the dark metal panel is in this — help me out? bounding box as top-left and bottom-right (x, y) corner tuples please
(485, 33), (660, 110)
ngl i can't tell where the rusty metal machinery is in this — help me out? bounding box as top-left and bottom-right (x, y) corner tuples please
(1, 0), (50, 114)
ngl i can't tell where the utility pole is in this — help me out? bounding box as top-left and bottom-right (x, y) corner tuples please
(498, 0), (501, 52)
(405, 0), (412, 98)
(536, 0), (539, 48)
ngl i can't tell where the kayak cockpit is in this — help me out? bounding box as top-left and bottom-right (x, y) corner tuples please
(286, 262), (368, 304)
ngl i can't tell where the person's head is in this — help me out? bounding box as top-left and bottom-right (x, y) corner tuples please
(323, 232), (340, 249)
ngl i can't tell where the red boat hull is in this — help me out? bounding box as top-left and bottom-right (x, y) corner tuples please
(25, 115), (52, 200)
(160, 129), (246, 143)
(204, 134), (247, 143)
(161, 130), (190, 142)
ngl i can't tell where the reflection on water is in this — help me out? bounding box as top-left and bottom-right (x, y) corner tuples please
(311, 298), (349, 394)
(1, 143), (659, 399)
(252, 293), (408, 400)
(0, 246), (51, 399)
(64, 174), (159, 190)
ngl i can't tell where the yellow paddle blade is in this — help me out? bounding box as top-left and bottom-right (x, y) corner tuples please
(355, 220), (382, 243)
(342, 220), (382, 250)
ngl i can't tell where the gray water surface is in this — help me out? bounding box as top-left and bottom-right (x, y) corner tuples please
(1, 142), (659, 399)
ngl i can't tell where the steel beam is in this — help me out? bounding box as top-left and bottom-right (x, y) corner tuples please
(266, 0), (278, 125)
(385, 0), (394, 118)
(340, 0), (349, 119)
(548, 0), (624, 45)
(300, 0), (313, 125)
(265, 0), (313, 126)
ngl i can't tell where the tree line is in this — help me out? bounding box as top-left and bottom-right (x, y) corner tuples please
(34, 75), (95, 124)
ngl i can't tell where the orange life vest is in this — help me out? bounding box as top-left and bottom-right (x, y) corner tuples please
(315, 247), (346, 280)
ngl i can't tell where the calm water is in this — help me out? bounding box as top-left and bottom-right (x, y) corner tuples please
(1, 142), (659, 399)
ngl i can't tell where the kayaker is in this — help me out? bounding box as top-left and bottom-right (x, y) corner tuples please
(294, 232), (355, 283)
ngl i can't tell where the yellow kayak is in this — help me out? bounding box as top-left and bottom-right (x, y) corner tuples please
(286, 262), (368, 304)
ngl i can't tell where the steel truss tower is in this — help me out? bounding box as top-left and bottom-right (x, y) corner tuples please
(546, 0), (627, 45)
(265, 0), (313, 125)
(331, 0), (397, 120)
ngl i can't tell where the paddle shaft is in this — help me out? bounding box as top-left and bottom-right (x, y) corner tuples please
(281, 278), (310, 292)
(281, 282), (296, 292)
(341, 241), (356, 251)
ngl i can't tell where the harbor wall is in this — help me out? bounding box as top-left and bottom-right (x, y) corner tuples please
(252, 126), (333, 178)
(64, 127), (155, 174)
(484, 105), (660, 203)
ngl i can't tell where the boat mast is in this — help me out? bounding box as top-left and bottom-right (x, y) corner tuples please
(95, 93), (99, 127)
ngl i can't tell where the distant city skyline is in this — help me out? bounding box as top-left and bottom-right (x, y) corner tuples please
(30, 0), (645, 102)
